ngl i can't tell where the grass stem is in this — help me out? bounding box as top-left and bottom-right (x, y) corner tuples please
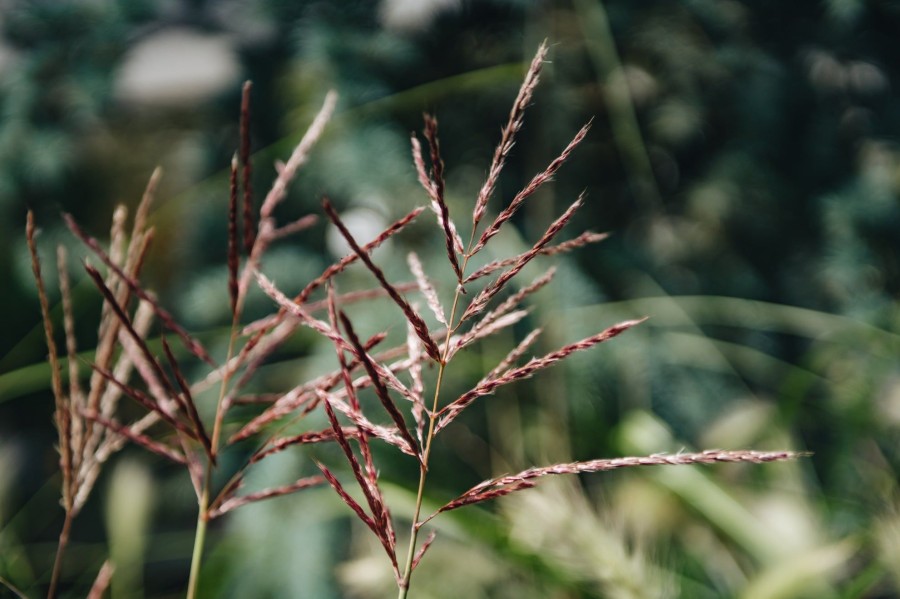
(188, 313), (240, 598)
(186, 472), (210, 599)
(46, 509), (73, 599)
(398, 253), (470, 598)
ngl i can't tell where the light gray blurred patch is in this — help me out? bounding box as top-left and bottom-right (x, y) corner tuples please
(114, 28), (240, 108)
(378, 0), (460, 33)
(326, 207), (390, 259)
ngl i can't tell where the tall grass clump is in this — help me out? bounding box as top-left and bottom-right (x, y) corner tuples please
(26, 43), (803, 598)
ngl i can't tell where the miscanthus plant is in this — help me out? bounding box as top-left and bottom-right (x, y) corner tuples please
(26, 42), (802, 598)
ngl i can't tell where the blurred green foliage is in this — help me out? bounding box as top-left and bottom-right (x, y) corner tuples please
(3, 0), (900, 597)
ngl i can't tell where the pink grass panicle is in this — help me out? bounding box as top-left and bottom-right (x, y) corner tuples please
(28, 44), (805, 599)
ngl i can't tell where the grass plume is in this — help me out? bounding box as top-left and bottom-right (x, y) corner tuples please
(26, 44), (805, 599)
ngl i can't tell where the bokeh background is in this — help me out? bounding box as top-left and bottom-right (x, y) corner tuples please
(3, 0), (900, 597)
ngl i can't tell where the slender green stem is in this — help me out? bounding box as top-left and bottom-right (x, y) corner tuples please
(397, 253), (470, 598)
(186, 312), (241, 598)
(210, 316), (241, 452)
(397, 361), (447, 599)
(186, 465), (211, 599)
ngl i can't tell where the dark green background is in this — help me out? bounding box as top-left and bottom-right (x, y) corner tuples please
(2, 1), (900, 597)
